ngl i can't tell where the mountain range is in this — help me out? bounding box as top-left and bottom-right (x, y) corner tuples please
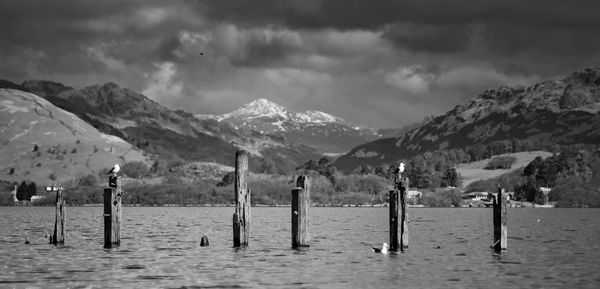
(2, 67), (599, 183)
(334, 67), (600, 172)
(0, 88), (147, 184)
(197, 98), (380, 153)
(0, 80), (341, 179)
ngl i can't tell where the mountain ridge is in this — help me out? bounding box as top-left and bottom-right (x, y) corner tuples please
(205, 98), (348, 127)
(0, 80), (322, 173)
(198, 98), (380, 153)
(334, 67), (600, 172)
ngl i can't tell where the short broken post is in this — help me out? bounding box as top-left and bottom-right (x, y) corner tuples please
(493, 186), (508, 252)
(390, 176), (409, 251)
(104, 175), (122, 248)
(292, 175), (310, 248)
(52, 188), (65, 245)
(200, 235), (209, 247)
(233, 150), (251, 247)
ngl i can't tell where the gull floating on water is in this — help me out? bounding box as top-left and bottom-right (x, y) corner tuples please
(107, 164), (121, 175)
(373, 243), (389, 254)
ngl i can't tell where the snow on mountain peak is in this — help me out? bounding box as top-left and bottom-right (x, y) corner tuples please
(199, 98), (355, 129)
(222, 98), (290, 120)
(297, 110), (344, 124)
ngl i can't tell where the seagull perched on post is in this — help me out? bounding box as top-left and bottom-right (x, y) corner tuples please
(394, 163), (405, 175)
(106, 164), (120, 176)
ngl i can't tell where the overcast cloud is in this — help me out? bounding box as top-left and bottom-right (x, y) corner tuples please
(1, 0), (600, 128)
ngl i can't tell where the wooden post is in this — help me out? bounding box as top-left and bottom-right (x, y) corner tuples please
(104, 176), (122, 248)
(52, 189), (65, 244)
(493, 186), (507, 252)
(390, 177), (409, 251)
(400, 177), (409, 250)
(292, 175), (310, 248)
(233, 150), (250, 247)
(389, 189), (399, 251)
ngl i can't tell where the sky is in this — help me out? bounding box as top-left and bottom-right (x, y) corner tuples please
(1, 0), (600, 128)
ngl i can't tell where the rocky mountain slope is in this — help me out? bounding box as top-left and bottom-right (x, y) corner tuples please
(198, 98), (380, 153)
(0, 88), (147, 185)
(335, 67), (600, 172)
(0, 80), (321, 173)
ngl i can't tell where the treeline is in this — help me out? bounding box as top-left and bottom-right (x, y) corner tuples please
(523, 149), (600, 207)
(347, 139), (599, 192)
(468, 147), (600, 207)
(26, 169), (460, 207)
(298, 154), (460, 191)
(338, 137), (564, 191)
(0, 180), (39, 205)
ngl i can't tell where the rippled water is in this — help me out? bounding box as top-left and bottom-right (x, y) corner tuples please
(0, 207), (599, 288)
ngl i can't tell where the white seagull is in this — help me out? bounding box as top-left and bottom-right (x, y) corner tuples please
(373, 243), (389, 254)
(107, 164), (121, 175)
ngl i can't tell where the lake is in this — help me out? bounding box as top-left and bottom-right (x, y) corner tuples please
(0, 207), (599, 288)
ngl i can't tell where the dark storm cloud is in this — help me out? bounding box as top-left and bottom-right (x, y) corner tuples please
(1, 0), (600, 128)
(196, 0), (600, 30)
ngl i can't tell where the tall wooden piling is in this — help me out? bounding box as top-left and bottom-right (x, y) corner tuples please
(389, 189), (400, 251)
(493, 186), (507, 252)
(52, 189), (65, 244)
(233, 150), (251, 247)
(292, 175), (310, 248)
(400, 178), (409, 249)
(390, 177), (409, 251)
(104, 176), (122, 248)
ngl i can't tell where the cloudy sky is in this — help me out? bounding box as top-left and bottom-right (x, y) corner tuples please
(1, 0), (600, 128)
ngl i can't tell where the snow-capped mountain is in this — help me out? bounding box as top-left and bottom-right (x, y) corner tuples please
(198, 98), (380, 153)
(212, 98), (346, 128)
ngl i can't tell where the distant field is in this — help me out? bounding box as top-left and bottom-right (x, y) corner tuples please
(456, 151), (553, 187)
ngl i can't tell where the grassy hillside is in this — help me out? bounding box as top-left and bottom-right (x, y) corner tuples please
(0, 89), (148, 185)
(456, 151), (552, 187)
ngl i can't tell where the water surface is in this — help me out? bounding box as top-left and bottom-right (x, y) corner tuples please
(1, 207), (598, 288)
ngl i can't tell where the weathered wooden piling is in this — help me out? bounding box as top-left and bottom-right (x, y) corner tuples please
(103, 176), (122, 248)
(401, 178), (409, 249)
(233, 150), (251, 247)
(292, 175), (310, 248)
(389, 177), (409, 251)
(493, 186), (508, 252)
(52, 189), (65, 245)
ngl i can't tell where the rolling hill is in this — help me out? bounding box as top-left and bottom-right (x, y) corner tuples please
(0, 88), (148, 185)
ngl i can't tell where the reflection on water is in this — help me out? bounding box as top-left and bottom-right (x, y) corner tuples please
(0, 207), (599, 288)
